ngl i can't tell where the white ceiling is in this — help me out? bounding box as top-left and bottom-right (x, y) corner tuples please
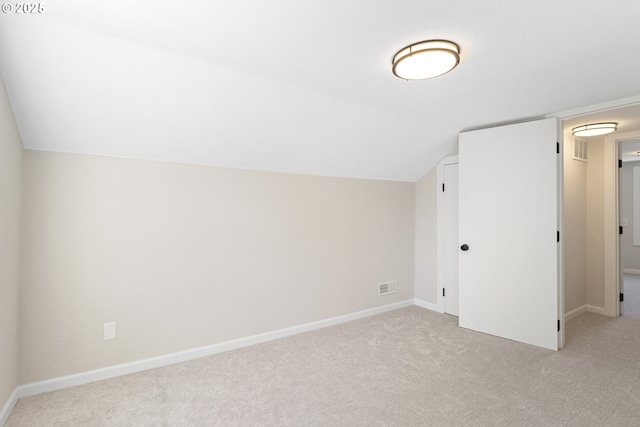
(1, 0), (640, 181)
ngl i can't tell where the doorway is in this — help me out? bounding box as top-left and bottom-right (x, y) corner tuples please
(437, 155), (459, 316)
(618, 138), (640, 315)
(560, 107), (640, 322)
(434, 100), (640, 346)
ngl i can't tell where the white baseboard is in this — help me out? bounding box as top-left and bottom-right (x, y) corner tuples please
(17, 299), (415, 399)
(564, 304), (608, 322)
(587, 305), (607, 315)
(414, 298), (443, 313)
(565, 305), (587, 322)
(0, 387), (18, 427)
(623, 269), (640, 275)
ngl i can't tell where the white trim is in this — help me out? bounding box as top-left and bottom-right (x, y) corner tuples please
(547, 96), (640, 119)
(587, 305), (608, 316)
(414, 298), (442, 313)
(556, 120), (565, 349)
(0, 387), (18, 427)
(564, 304), (609, 322)
(603, 133), (621, 317)
(634, 166), (640, 247)
(437, 155), (459, 314)
(623, 269), (640, 275)
(16, 300), (414, 398)
(564, 305), (587, 322)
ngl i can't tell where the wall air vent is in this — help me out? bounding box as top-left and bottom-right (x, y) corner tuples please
(378, 280), (397, 296)
(573, 137), (588, 162)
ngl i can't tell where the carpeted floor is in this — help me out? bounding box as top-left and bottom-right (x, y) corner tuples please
(6, 302), (640, 426)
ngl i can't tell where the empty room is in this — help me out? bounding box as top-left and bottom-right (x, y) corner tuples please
(2, 1), (640, 425)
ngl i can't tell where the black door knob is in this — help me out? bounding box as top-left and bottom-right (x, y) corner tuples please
(460, 244), (469, 251)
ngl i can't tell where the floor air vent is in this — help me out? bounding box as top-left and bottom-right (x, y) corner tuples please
(378, 280), (397, 296)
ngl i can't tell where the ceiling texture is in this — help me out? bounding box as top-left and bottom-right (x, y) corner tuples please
(1, 0), (640, 181)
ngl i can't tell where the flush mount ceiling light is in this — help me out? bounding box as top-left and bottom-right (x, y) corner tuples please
(392, 39), (460, 80)
(571, 122), (618, 137)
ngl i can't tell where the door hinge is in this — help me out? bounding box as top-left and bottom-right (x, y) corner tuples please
(443, 288), (446, 297)
(558, 320), (561, 332)
(557, 231), (560, 242)
(556, 142), (560, 154)
(619, 159), (623, 168)
(442, 183), (445, 192)
(620, 293), (624, 302)
(620, 226), (623, 235)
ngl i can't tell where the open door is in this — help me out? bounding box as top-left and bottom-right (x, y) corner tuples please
(458, 118), (563, 350)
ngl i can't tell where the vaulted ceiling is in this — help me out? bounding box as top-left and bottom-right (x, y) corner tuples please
(1, 1), (639, 181)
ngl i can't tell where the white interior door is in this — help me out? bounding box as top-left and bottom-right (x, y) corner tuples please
(458, 118), (563, 351)
(443, 163), (459, 316)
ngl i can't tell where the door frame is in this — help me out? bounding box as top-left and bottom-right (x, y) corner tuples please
(431, 96), (640, 325)
(436, 155), (459, 314)
(604, 130), (640, 316)
(550, 95), (640, 319)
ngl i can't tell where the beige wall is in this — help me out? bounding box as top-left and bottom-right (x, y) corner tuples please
(563, 134), (608, 314)
(0, 75), (22, 407)
(586, 137), (605, 308)
(563, 133), (588, 313)
(414, 166), (437, 303)
(622, 161), (640, 271)
(19, 151), (415, 383)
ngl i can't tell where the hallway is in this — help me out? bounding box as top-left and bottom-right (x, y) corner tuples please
(623, 273), (640, 316)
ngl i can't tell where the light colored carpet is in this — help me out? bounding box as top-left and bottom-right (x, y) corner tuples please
(6, 305), (640, 426)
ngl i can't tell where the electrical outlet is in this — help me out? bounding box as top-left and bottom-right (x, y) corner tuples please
(622, 218), (628, 226)
(104, 322), (116, 340)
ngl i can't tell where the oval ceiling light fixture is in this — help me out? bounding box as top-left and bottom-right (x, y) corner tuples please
(572, 122), (618, 137)
(392, 39), (460, 80)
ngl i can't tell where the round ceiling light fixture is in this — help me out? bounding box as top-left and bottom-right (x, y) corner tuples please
(392, 40), (460, 80)
(571, 122), (618, 137)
